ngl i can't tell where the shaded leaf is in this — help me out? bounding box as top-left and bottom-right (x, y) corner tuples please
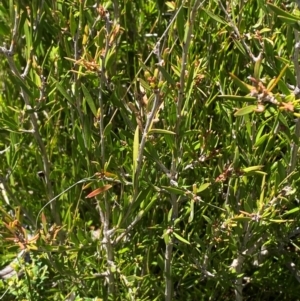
(81, 83), (97, 117)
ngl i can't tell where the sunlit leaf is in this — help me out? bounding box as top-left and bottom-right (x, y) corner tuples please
(148, 129), (176, 135)
(243, 165), (264, 172)
(218, 95), (256, 102)
(234, 105), (257, 116)
(173, 232), (190, 245)
(229, 73), (254, 93)
(197, 183), (211, 193)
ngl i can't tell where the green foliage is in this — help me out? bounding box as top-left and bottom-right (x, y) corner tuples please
(0, 0), (300, 300)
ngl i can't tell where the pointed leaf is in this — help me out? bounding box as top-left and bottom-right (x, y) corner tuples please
(56, 81), (73, 103)
(176, 6), (185, 43)
(267, 64), (289, 92)
(85, 185), (113, 198)
(197, 183), (211, 193)
(282, 207), (300, 216)
(162, 186), (185, 195)
(173, 232), (190, 245)
(148, 129), (176, 135)
(82, 182), (93, 190)
(81, 83), (97, 117)
(242, 165), (264, 172)
(218, 95), (256, 102)
(230, 73), (254, 93)
(157, 66), (176, 86)
(267, 3), (300, 22)
(234, 105), (257, 116)
(133, 126), (139, 183)
(202, 8), (228, 25)
(188, 200), (194, 223)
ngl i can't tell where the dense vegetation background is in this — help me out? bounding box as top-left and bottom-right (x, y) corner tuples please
(1, 0), (300, 300)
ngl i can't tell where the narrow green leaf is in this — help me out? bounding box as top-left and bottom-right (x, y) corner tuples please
(202, 215), (212, 224)
(254, 134), (269, 147)
(138, 77), (152, 92)
(148, 129), (176, 135)
(176, 6), (185, 43)
(197, 183), (211, 193)
(133, 126), (139, 182)
(259, 174), (266, 205)
(0, 20), (10, 36)
(70, 232), (82, 247)
(163, 230), (170, 245)
(229, 73), (254, 93)
(218, 95), (256, 102)
(184, 21), (189, 43)
(162, 186), (185, 195)
(282, 207), (300, 216)
(202, 8), (228, 25)
(173, 232), (190, 245)
(81, 83), (97, 117)
(23, 19), (32, 59)
(253, 171), (268, 176)
(10, 75), (34, 99)
(234, 105), (257, 116)
(105, 47), (117, 70)
(137, 187), (152, 210)
(0, 114), (19, 132)
(267, 3), (300, 22)
(267, 64), (289, 92)
(278, 79), (292, 95)
(144, 141), (161, 161)
(243, 165), (264, 172)
(144, 195), (158, 214)
(233, 39), (246, 56)
(69, 9), (77, 36)
(188, 200), (194, 223)
(233, 146), (239, 169)
(104, 122), (112, 137)
(56, 82), (74, 103)
(157, 65), (176, 86)
(278, 16), (300, 30)
(254, 56), (262, 80)
(185, 62), (195, 99)
(74, 125), (86, 154)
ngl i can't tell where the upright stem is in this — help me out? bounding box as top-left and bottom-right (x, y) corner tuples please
(165, 1), (204, 300)
(98, 9), (115, 297)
